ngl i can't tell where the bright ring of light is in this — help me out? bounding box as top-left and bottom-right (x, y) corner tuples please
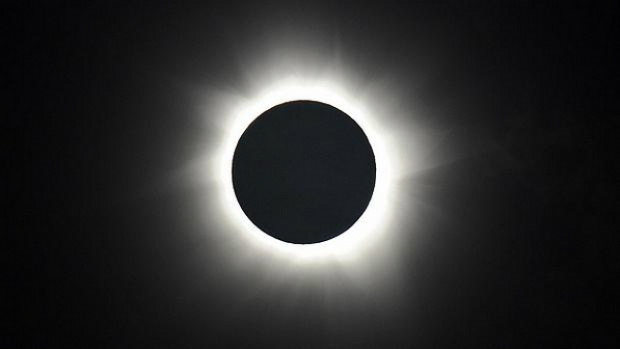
(204, 75), (402, 265)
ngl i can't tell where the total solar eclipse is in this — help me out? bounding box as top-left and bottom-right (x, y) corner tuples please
(232, 100), (376, 244)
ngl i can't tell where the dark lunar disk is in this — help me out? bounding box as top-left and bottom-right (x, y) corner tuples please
(232, 100), (376, 244)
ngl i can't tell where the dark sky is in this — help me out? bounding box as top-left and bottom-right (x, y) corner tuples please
(8, 1), (619, 347)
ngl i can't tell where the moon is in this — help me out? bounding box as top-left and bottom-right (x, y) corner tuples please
(232, 100), (376, 244)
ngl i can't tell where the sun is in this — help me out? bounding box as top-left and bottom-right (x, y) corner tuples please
(189, 52), (425, 275)
(215, 78), (396, 262)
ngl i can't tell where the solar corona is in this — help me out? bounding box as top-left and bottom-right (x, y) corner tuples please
(192, 47), (424, 273)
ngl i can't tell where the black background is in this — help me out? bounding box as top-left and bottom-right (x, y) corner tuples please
(8, 1), (619, 347)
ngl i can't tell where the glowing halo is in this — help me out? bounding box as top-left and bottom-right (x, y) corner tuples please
(189, 51), (427, 277)
(208, 78), (395, 262)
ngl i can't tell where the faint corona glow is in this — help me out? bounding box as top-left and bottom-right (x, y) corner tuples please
(191, 50), (425, 275)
